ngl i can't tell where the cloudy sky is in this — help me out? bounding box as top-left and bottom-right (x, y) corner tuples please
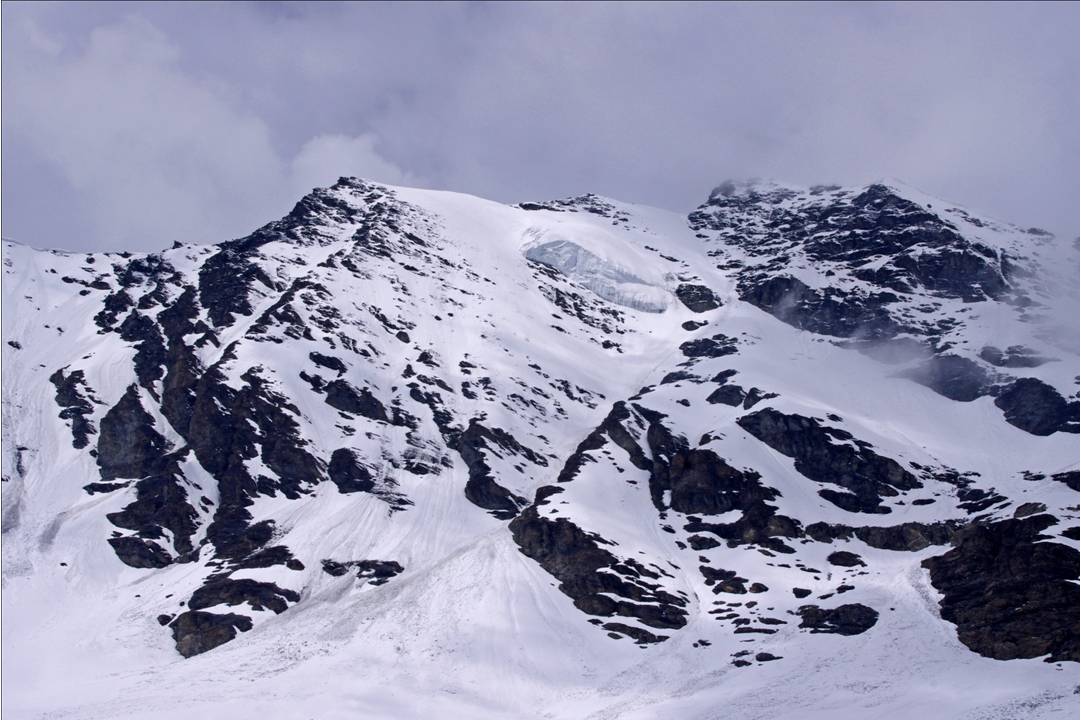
(2, 1), (1077, 252)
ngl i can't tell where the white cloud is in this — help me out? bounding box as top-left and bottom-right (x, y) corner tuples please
(290, 133), (413, 198)
(2, 15), (414, 250)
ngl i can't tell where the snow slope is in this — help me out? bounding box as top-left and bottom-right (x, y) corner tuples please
(1, 178), (1077, 719)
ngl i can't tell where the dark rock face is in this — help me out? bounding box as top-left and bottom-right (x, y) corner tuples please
(455, 420), (546, 520)
(95, 386), (200, 567)
(737, 409), (920, 513)
(902, 355), (991, 402)
(1052, 471), (1080, 491)
(198, 247), (271, 328)
(169, 611), (254, 658)
(186, 367), (324, 563)
(309, 352), (347, 374)
(922, 515), (1079, 662)
(683, 503), (801, 556)
(805, 520), (959, 551)
(691, 183), (1015, 344)
(510, 506), (688, 641)
(649, 442), (777, 517)
(511, 407), (694, 641)
(679, 334), (738, 359)
(827, 551), (865, 567)
(706, 384), (745, 407)
(107, 537), (172, 569)
(674, 284), (722, 313)
(321, 559), (404, 585)
(188, 577), (300, 614)
(327, 448), (375, 494)
(700, 567), (750, 594)
(118, 311), (168, 391)
(49, 368), (97, 449)
(797, 604), (879, 635)
(105, 463), (199, 563)
(324, 379), (390, 422)
(994, 378), (1076, 436)
(738, 275), (901, 340)
(96, 385), (168, 481)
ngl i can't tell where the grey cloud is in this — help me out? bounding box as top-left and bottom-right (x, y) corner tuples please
(2, 1), (1077, 252)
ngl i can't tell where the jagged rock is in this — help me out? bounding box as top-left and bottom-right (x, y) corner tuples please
(805, 520), (959, 551)
(679, 334), (738, 358)
(674, 284), (721, 313)
(700, 567), (749, 594)
(922, 515), (1079, 662)
(797, 604), (879, 635)
(510, 505), (688, 639)
(49, 368), (97, 449)
(170, 611), (253, 658)
(994, 378), (1076, 436)
(325, 379), (391, 422)
(738, 275), (901, 339)
(738, 409), (920, 513)
(455, 420), (545, 520)
(321, 559), (404, 585)
(188, 577), (300, 614)
(96, 385), (168, 480)
(1051, 471), (1080, 491)
(327, 448), (375, 493)
(706, 384), (745, 407)
(107, 537), (171, 569)
(309, 351), (347, 374)
(827, 551), (865, 567)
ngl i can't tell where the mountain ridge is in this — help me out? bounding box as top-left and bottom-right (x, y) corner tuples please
(2, 176), (1077, 719)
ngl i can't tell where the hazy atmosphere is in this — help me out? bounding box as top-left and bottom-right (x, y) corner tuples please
(2, 1), (1078, 252)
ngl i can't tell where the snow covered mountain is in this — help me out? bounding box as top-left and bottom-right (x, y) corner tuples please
(2, 177), (1077, 719)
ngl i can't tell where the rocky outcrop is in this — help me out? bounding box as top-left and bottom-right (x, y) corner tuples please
(188, 577), (300, 614)
(324, 379), (391, 422)
(679, 334), (738, 359)
(737, 409), (921, 513)
(96, 385), (168, 480)
(922, 515), (1079, 662)
(797, 604), (879, 635)
(737, 275), (902, 339)
(49, 368), (98, 449)
(510, 505), (688, 641)
(321, 559), (404, 585)
(107, 537), (172, 569)
(455, 420), (547, 520)
(994, 378), (1077, 436)
(169, 611), (254, 658)
(327, 448), (375, 494)
(674, 284), (721, 313)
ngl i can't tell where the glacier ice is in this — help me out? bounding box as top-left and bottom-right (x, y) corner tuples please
(522, 229), (672, 313)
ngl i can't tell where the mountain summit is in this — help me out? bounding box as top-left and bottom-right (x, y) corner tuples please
(2, 178), (1077, 719)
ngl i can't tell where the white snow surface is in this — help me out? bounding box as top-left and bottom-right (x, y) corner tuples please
(1, 178), (1077, 719)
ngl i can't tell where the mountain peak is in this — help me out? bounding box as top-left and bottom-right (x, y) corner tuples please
(3, 175), (1077, 719)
